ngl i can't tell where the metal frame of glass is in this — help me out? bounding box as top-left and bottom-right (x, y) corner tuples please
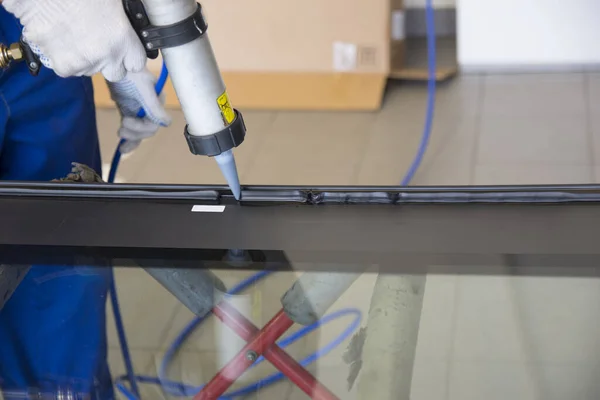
(3, 182), (600, 398)
(1, 182), (600, 276)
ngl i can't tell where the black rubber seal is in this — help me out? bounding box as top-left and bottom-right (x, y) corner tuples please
(184, 109), (246, 156)
(141, 4), (208, 51)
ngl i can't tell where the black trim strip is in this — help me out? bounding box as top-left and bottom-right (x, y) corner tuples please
(1, 183), (600, 276)
(2, 183), (600, 203)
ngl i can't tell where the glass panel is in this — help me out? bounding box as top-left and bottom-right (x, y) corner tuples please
(1, 256), (598, 399)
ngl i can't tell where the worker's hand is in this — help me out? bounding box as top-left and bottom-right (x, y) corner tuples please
(3, 0), (147, 82)
(108, 68), (172, 154)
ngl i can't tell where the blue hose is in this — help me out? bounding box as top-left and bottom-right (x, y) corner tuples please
(400, 0), (437, 186)
(110, 1), (436, 395)
(109, 271), (140, 398)
(107, 62), (169, 399)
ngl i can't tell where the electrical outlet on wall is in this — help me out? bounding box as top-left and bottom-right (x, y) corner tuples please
(333, 42), (358, 71)
(333, 42), (380, 71)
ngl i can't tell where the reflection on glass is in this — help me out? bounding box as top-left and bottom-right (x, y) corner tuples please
(0, 252), (598, 399)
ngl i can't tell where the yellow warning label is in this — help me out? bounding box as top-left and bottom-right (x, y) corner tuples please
(217, 91), (235, 125)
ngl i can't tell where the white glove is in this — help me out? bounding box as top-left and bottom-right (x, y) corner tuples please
(108, 68), (172, 154)
(3, 0), (147, 82)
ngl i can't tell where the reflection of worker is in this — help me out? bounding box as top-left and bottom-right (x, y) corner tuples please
(0, 0), (170, 397)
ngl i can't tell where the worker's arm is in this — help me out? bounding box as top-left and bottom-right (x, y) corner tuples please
(2, 0), (146, 81)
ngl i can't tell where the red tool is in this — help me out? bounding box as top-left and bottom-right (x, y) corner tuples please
(194, 301), (339, 400)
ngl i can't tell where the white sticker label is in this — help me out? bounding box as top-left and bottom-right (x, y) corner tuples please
(391, 11), (406, 41)
(333, 42), (357, 71)
(192, 205), (226, 213)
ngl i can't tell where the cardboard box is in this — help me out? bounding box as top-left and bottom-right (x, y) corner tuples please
(94, 0), (391, 110)
(93, 0), (458, 110)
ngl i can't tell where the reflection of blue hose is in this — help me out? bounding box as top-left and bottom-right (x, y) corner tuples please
(116, 306), (361, 399)
(109, 270), (141, 398)
(112, 267), (362, 399)
(111, 1), (436, 394)
(107, 65), (363, 399)
(107, 62), (169, 399)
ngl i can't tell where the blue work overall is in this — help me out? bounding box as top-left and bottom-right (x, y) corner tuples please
(0, 10), (113, 399)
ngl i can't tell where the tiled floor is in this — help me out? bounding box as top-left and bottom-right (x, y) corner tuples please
(99, 72), (600, 399)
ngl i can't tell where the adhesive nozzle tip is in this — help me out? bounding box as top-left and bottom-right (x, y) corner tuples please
(231, 186), (241, 200)
(214, 150), (242, 201)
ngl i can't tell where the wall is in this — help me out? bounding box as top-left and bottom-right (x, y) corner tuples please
(458, 0), (600, 68)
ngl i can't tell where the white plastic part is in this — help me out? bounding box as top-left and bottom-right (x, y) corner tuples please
(142, 0), (228, 137)
(357, 275), (426, 400)
(214, 293), (261, 383)
(191, 205), (226, 213)
(391, 11), (406, 41)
